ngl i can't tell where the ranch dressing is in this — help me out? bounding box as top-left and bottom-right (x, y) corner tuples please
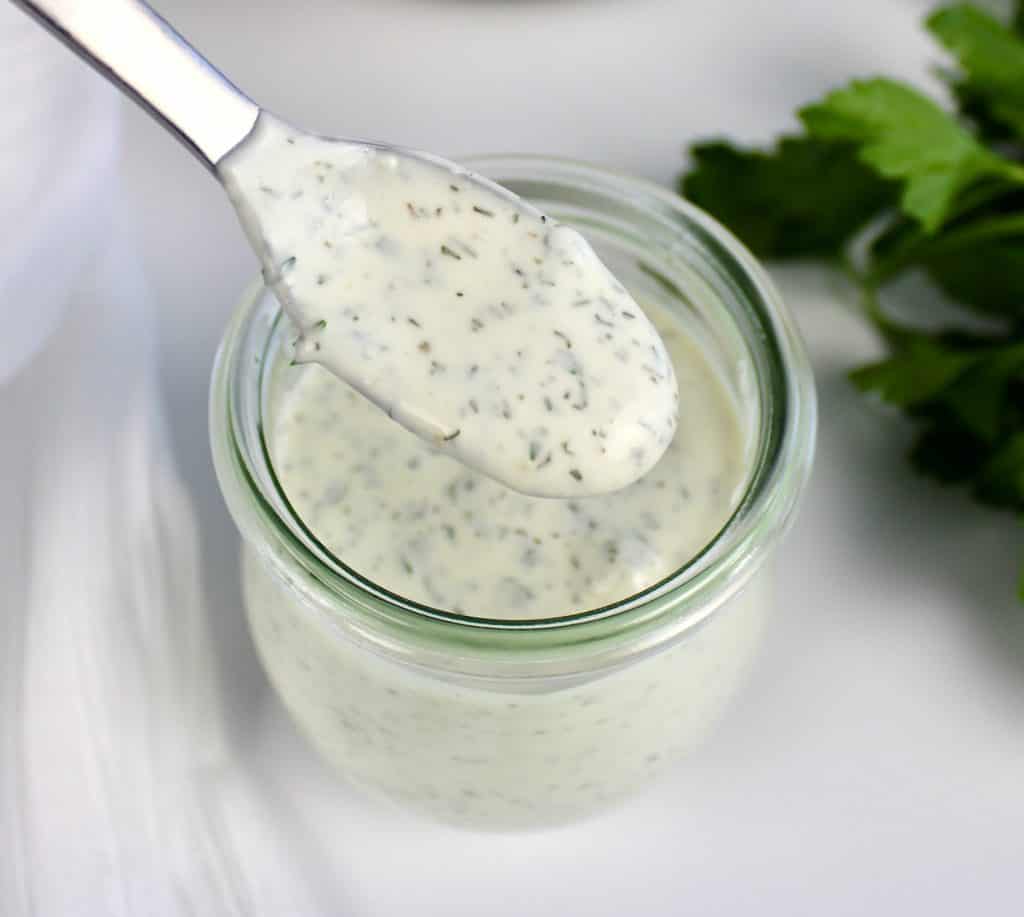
(268, 297), (745, 619)
(219, 114), (678, 497)
(244, 291), (758, 825)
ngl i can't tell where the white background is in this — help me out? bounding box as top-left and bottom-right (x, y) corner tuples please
(88, 0), (1024, 912)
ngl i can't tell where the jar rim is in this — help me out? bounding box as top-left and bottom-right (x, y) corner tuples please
(210, 155), (816, 659)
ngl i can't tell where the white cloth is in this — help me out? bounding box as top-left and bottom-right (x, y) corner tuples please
(0, 164), (326, 917)
(0, 4), (119, 384)
(0, 8), (317, 910)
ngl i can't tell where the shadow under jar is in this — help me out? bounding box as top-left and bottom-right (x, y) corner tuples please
(210, 156), (816, 830)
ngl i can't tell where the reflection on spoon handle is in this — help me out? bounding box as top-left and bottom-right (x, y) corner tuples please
(10, 0), (259, 170)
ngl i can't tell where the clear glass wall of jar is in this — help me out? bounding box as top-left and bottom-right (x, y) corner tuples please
(210, 157), (817, 830)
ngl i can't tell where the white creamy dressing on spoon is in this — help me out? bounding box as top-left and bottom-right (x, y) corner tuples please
(219, 114), (678, 497)
(268, 297), (745, 618)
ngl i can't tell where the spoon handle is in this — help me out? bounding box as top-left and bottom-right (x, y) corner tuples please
(10, 0), (259, 171)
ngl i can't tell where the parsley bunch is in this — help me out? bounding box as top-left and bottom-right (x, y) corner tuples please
(680, 2), (1024, 596)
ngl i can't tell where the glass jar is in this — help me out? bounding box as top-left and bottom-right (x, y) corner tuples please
(210, 156), (816, 830)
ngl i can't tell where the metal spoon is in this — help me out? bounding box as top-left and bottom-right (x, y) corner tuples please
(11, 0), (679, 498)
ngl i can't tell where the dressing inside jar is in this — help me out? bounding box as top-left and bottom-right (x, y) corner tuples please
(267, 295), (745, 619)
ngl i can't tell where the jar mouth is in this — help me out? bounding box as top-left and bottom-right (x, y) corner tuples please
(211, 155), (816, 650)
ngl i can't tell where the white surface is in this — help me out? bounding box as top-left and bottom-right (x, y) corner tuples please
(20, 0), (1024, 913)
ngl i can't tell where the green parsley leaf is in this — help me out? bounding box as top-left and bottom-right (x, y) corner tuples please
(677, 3), (1024, 600)
(942, 345), (1024, 440)
(925, 234), (1024, 317)
(928, 4), (1024, 139)
(850, 333), (977, 406)
(974, 432), (1024, 507)
(950, 81), (1020, 143)
(866, 192), (1024, 292)
(908, 424), (990, 484)
(680, 138), (894, 258)
(799, 77), (1011, 231)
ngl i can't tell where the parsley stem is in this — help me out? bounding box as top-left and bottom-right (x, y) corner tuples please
(859, 279), (887, 330)
(838, 253), (888, 329)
